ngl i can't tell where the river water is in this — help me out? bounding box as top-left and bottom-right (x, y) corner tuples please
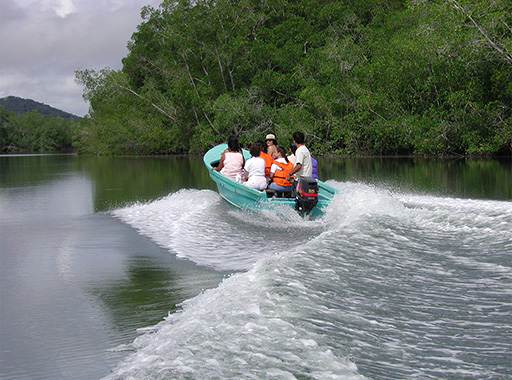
(1, 154), (511, 379)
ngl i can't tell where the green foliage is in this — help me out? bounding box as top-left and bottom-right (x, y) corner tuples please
(75, 0), (512, 156)
(0, 96), (80, 120)
(0, 106), (76, 153)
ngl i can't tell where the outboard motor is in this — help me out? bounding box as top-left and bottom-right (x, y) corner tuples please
(294, 177), (318, 217)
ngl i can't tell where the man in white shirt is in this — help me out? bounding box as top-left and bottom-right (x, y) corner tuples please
(286, 131), (313, 181)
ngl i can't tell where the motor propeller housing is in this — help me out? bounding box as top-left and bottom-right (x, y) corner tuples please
(294, 177), (318, 217)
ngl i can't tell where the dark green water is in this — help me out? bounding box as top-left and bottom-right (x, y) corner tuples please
(318, 156), (511, 200)
(0, 154), (510, 380)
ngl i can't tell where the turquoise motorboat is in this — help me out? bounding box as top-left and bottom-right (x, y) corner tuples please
(203, 144), (338, 218)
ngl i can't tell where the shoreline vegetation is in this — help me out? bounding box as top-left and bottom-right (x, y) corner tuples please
(3, 0), (512, 158)
(0, 103), (77, 154)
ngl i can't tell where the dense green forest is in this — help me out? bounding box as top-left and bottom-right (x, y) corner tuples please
(0, 105), (78, 153)
(0, 96), (80, 120)
(75, 0), (511, 156)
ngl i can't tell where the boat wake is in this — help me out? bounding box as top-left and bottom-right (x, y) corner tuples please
(109, 181), (512, 380)
(112, 188), (326, 271)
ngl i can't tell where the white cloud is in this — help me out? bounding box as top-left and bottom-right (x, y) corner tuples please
(53, 0), (77, 18)
(0, 0), (162, 116)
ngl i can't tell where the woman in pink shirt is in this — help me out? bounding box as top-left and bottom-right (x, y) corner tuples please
(212, 136), (244, 180)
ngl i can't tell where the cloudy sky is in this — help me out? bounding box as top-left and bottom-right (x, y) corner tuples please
(0, 0), (162, 116)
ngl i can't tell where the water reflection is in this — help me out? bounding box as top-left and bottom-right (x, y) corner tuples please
(318, 156), (512, 199)
(0, 154), (76, 187)
(89, 255), (226, 336)
(74, 155), (216, 212)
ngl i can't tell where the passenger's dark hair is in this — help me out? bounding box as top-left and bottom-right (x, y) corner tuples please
(250, 143), (261, 157)
(292, 132), (305, 144)
(227, 136), (241, 152)
(277, 146), (288, 162)
(254, 141), (264, 152)
(289, 142), (297, 154)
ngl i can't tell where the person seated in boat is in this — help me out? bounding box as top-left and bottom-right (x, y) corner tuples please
(286, 131), (313, 182)
(287, 142), (297, 164)
(265, 133), (278, 159)
(268, 146), (293, 194)
(255, 141), (273, 180)
(290, 140), (318, 178)
(242, 143), (268, 190)
(212, 136), (244, 180)
(311, 156), (318, 179)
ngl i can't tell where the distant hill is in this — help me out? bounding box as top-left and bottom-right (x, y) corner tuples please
(0, 96), (80, 120)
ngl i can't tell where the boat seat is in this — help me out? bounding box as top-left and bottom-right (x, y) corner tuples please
(265, 189), (293, 198)
(265, 190), (276, 198)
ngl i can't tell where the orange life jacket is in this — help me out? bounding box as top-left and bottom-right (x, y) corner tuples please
(259, 151), (273, 176)
(271, 160), (293, 187)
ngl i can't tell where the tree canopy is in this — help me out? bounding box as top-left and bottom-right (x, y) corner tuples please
(0, 96), (80, 120)
(0, 106), (77, 153)
(75, 0), (512, 156)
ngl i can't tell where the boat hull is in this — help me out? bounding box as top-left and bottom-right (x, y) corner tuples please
(203, 144), (337, 217)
